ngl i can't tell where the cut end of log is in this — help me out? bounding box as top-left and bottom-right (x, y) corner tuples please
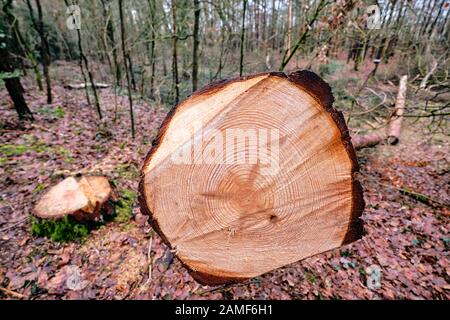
(34, 176), (113, 221)
(139, 70), (365, 285)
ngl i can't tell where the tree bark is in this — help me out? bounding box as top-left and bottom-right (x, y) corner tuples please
(171, 0), (179, 103)
(119, 0), (135, 138)
(101, 0), (121, 87)
(147, 0), (156, 98)
(239, 0), (247, 76)
(270, 0), (277, 50)
(192, 0), (200, 92)
(26, 0), (52, 104)
(286, 0), (292, 56)
(2, 0), (43, 92)
(4, 78), (34, 120)
(0, 1), (33, 120)
(76, 28), (102, 119)
(352, 133), (384, 150)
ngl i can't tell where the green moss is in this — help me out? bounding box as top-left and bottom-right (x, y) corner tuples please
(53, 106), (65, 119)
(37, 106), (65, 119)
(115, 189), (137, 223)
(56, 147), (74, 163)
(2, 135), (74, 163)
(0, 144), (28, 156)
(31, 216), (91, 243)
(33, 183), (45, 193)
(304, 271), (316, 284)
(0, 135), (49, 157)
(119, 141), (128, 150)
(93, 143), (106, 153)
(0, 157), (7, 166)
(116, 163), (139, 180)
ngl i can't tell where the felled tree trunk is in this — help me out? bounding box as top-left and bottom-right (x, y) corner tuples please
(64, 83), (111, 90)
(352, 75), (408, 149)
(352, 133), (384, 150)
(139, 70), (364, 285)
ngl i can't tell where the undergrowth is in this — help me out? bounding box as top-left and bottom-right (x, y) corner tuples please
(115, 189), (137, 223)
(31, 216), (93, 243)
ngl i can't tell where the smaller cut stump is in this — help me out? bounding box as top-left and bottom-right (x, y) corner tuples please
(34, 176), (114, 221)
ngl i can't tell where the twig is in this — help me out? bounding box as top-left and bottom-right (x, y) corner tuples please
(360, 174), (449, 209)
(0, 287), (26, 299)
(0, 216), (29, 233)
(144, 236), (153, 285)
(350, 91), (388, 116)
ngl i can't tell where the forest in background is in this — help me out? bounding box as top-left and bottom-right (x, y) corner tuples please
(0, 0), (449, 300)
(1, 0), (449, 127)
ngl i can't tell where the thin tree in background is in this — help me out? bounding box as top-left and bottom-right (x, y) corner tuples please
(119, 0), (135, 138)
(101, 0), (121, 87)
(25, 0), (52, 104)
(76, 27), (102, 119)
(171, 0), (179, 103)
(65, 0), (102, 119)
(0, 51), (33, 120)
(271, 0), (277, 50)
(0, 2), (33, 120)
(192, 0), (200, 92)
(239, 0), (247, 76)
(279, 0), (327, 71)
(286, 0), (292, 57)
(147, 0), (156, 98)
(3, 0), (42, 92)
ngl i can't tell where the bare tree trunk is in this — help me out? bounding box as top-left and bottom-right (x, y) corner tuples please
(76, 28), (102, 119)
(192, 0), (200, 92)
(119, 0), (135, 138)
(127, 55), (137, 91)
(0, 57), (33, 120)
(438, 5), (450, 37)
(271, 0), (277, 50)
(77, 37), (91, 107)
(4, 78), (34, 120)
(2, 0), (42, 92)
(427, 0), (446, 37)
(171, 0), (179, 103)
(239, 0), (247, 76)
(419, 0), (437, 37)
(101, 0), (121, 87)
(147, 0), (156, 98)
(0, 13), (33, 120)
(286, 0), (292, 56)
(26, 0), (52, 104)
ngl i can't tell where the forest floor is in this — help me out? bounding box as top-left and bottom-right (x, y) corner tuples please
(0, 62), (449, 300)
